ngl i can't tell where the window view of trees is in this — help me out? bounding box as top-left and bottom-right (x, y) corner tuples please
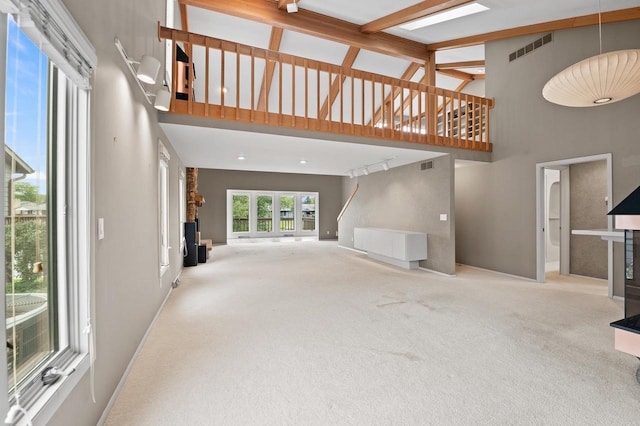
(256, 195), (273, 232)
(279, 196), (295, 231)
(5, 182), (48, 293)
(5, 15), (53, 388)
(232, 194), (249, 232)
(301, 195), (316, 231)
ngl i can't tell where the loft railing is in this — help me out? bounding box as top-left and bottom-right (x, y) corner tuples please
(159, 25), (493, 152)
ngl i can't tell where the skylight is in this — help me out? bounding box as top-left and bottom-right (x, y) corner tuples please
(399, 2), (489, 31)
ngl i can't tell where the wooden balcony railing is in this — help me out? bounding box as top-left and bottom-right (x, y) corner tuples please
(159, 25), (493, 152)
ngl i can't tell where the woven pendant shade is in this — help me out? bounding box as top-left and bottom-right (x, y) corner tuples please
(542, 49), (640, 107)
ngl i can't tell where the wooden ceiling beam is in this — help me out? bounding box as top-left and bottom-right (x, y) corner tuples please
(427, 7), (640, 50)
(179, 0), (430, 62)
(256, 27), (284, 112)
(437, 69), (474, 81)
(180, 3), (189, 32)
(361, 0), (473, 34)
(436, 60), (484, 70)
(319, 47), (361, 120)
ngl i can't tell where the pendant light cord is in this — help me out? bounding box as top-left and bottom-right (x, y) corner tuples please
(598, 0), (602, 54)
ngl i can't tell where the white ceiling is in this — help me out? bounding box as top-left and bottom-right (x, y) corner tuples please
(160, 122), (446, 176)
(166, 0), (640, 175)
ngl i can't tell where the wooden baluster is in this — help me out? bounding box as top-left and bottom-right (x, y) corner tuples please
(292, 62), (296, 127)
(361, 78), (365, 134)
(418, 87), (422, 142)
(205, 41), (210, 117)
(328, 70), (332, 126)
(339, 68), (343, 133)
(316, 67), (320, 129)
(250, 48), (255, 122)
(236, 45), (240, 120)
(304, 59), (308, 129)
(485, 99), (490, 149)
(187, 34), (193, 115)
(278, 54), (282, 125)
(409, 87), (414, 142)
(220, 46), (225, 118)
(350, 71), (355, 133)
(371, 78), (375, 133)
(265, 52), (269, 124)
(171, 37), (177, 113)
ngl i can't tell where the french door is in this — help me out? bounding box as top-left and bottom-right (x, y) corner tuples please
(227, 190), (319, 239)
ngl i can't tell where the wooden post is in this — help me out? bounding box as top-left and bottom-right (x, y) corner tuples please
(425, 50), (437, 142)
(186, 167), (198, 222)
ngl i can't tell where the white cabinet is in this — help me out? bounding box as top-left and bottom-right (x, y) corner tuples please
(354, 227), (427, 269)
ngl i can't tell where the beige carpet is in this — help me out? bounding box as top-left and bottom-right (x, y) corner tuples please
(105, 241), (640, 425)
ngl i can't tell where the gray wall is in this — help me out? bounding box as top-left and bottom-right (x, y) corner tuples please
(50, 1), (184, 425)
(455, 21), (640, 296)
(197, 169), (343, 243)
(570, 161), (608, 279)
(338, 155), (456, 275)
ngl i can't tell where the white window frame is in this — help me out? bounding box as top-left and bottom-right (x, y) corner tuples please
(0, 1), (95, 423)
(159, 141), (170, 276)
(179, 169), (185, 253)
(226, 190), (319, 240)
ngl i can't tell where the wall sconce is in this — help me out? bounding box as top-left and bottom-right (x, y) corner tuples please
(362, 167), (369, 176)
(382, 161), (390, 171)
(114, 37), (171, 111)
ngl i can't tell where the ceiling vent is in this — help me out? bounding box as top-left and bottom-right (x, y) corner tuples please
(421, 161), (433, 171)
(509, 33), (553, 62)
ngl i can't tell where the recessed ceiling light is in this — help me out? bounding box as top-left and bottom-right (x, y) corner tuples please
(399, 2), (489, 31)
(237, 155), (246, 160)
(299, 159), (307, 164)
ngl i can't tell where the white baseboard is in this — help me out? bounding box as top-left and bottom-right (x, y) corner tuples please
(418, 267), (456, 278)
(97, 287), (173, 425)
(458, 263), (538, 282)
(338, 244), (366, 254)
(613, 296), (624, 303)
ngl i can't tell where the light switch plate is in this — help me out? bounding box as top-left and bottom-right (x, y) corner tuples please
(440, 214), (448, 222)
(98, 218), (105, 240)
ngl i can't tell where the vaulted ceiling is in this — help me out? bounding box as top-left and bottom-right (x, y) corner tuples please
(163, 0), (640, 175)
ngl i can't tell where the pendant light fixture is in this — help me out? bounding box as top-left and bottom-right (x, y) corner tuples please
(542, 1), (640, 107)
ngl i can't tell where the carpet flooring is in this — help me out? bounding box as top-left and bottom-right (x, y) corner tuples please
(104, 241), (640, 425)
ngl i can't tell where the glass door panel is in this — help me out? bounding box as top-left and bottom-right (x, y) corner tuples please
(279, 195), (295, 232)
(301, 195), (316, 231)
(232, 194), (250, 232)
(256, 195), (273, 233)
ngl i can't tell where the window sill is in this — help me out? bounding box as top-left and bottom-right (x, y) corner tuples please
(23, 354), (90, 426)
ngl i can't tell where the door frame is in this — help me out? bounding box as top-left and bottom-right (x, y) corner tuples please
(535, 153), (613, 297)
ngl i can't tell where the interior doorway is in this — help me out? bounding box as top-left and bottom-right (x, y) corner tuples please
(536, 154), (613, 297)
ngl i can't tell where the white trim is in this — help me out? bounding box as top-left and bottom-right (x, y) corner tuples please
(96, 288), (173, 426)
(418, 267), (456, 278)
(337, 244), (366, 254)
(613, 296), (624, 303)
(459, 263), (539, 282)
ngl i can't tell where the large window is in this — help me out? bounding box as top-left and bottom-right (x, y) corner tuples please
(1, 2), (95, 422)
(4, 14), (53, 390)
(159, 141), (170, 275)
(227, 190), (319, 240)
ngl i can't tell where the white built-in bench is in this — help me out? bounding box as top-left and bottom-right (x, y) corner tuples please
(353, 227), (427, 270)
